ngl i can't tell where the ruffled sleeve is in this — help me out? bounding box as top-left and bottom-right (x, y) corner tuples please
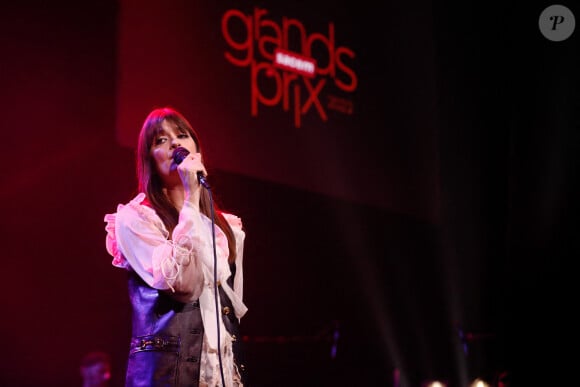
(104, 212), (128, 269)
(103, 193), (204, 301)
(222, 212), (246, 301)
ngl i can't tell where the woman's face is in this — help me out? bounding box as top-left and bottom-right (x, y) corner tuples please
(150, 119), (198, 184)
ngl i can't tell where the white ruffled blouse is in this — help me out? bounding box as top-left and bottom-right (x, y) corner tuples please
(104, 193), (247, 386)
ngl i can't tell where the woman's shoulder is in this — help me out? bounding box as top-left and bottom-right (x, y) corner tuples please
(110, 193), (159, 224)
(221, 211), (243, 228)
(104, 193), (149, 268)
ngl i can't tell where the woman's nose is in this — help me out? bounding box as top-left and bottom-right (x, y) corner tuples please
(170, 138), (181, 149)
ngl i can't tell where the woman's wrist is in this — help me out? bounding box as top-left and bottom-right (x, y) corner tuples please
(183, 194), (200, 211)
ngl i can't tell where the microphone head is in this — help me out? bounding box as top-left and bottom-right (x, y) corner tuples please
(172, 147), (190, 165)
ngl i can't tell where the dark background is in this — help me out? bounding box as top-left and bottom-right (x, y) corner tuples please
(0, 0), (578, 386)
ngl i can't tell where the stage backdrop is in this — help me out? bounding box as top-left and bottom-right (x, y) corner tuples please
(0, 0), (577, 386)
(115, 0), (440, 224)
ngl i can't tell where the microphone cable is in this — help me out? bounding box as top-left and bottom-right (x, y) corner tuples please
(204, 179), (227, 387)
(172, 147), (226, 385)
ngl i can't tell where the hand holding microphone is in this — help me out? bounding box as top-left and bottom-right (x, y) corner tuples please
(172, 147), (210, 189)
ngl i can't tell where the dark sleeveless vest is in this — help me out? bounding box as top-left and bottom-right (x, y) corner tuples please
(124, 264), (246, 387)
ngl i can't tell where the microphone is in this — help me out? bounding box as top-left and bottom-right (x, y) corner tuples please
(172, 147), (210, 189)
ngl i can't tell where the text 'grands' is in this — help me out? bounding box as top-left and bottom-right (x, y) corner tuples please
(221, 7), (358, 128)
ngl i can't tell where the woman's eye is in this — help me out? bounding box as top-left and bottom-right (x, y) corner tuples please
(178, 133), (189, 139)
(154, 137), (167, 145)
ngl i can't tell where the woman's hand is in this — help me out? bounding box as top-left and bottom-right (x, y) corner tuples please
(177, 152), (207, 203)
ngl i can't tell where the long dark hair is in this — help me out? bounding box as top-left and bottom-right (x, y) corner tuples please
(136, 107), (236, 264)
